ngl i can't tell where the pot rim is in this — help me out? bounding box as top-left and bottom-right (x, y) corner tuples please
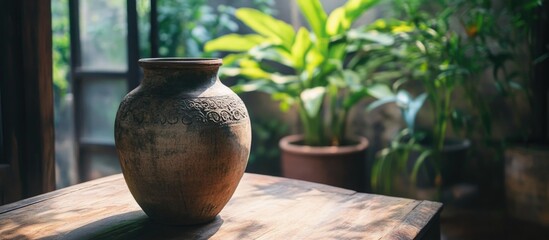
(279, 134), (369, 155)
(414, 138), (470, 152)
(139, 58), (222, 69)
(439, 138), (471, 152)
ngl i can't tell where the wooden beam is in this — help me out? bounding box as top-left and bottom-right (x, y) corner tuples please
(0, 0), (55, 204)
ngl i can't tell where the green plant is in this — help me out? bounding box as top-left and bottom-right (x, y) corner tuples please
(368, 90), (435, 193)
(205, 0), (386, 146)
(51, 0), (70, 98)
(368, 90), (427, 135)
(369, 0), (546, 193)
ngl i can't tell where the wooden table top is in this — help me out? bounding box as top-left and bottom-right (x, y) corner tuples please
(0, 173), (442, 239)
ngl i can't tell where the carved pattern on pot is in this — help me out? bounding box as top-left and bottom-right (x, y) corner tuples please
(118, 95), (248, 126)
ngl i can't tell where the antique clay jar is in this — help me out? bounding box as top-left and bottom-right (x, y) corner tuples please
(114, 58), (251, 225)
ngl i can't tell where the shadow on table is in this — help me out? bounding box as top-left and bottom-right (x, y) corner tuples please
(54, 210), (224, 240)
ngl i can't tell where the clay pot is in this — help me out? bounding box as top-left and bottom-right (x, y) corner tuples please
(114, 58), (251, 225)
(279, 135), (369, 191)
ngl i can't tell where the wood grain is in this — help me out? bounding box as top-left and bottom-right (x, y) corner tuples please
(0, 173), (442, 239)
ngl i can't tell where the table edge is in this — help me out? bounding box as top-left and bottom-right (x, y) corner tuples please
(381, 200), (444, 240)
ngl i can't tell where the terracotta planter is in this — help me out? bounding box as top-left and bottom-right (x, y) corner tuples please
(279, 135), (369, 191)
(114, 58), (251, 225)
(505, 146), (549, 226)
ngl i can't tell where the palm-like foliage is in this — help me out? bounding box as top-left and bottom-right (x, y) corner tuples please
(205, 0), (386, 146)
(369, 0), (545, 194)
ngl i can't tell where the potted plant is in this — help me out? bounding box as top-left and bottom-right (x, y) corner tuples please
(368, 89), (471, 199)
(366, 0), (524, 199)
(205, 0), (388, 190)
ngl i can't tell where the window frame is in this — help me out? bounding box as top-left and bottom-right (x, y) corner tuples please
(68, 0), (154, 181)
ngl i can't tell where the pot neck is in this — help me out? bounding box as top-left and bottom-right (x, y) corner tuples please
(138, 58), (222, 92)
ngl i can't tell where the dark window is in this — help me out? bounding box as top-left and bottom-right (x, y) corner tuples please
(68, 0), (140, 181)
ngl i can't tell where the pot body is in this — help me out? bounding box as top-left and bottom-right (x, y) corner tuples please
(279, 135), (369, 191)
(394, 138), (471, 200)
(415, 138), (471, 188)
(115, 58), (251, 225)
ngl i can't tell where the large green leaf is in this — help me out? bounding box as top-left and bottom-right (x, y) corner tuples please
(242, 44), (294, 67)
(343, 0), (380, 22)
(327, 39), (347, 61)
(238, 59), (272, 79)
(366, 96), (397, 112)
(300, 87), (326, 118)
(326, 8), (346, 36)
(240, 67), (271, 79)
(305, 46), (325, 83)
(273, 92), (297, 112)
(271, 75), (299, 85)
(221, 53), (248, 66)
(291, 27), (312, 70)
(204, 34), (267, 52)
(297, 0), (327, 38)
(366, 83), (394, 99)
(403, 92), (427, 131)
(231, 79), (273, 93)
(235, 8), (295, 50)
(326, 0), (381, 36)
(221, 58), (272, 79)
(371, 71), (403, 82)
(219, 67), (243, 77)
(348, 30), (395, 46)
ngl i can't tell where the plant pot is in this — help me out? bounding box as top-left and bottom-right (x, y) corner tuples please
(114, 58), (251, 225)
(415, 138), (471, 188)
(505, 146), (549, 226)
(389, 138), (471, 201)
(279, 135), (369, 191)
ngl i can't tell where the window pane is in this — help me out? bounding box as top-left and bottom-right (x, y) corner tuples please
(84, 151), (121, 180)
(54, 93), (78, 188)
(80, 79), (127, 144)
(79, 0), (127, 71)
(137, 0), (151, 58)
(53, 0), (78, 188)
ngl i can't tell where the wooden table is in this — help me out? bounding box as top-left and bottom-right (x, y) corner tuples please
(0, 173), (442, 239)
